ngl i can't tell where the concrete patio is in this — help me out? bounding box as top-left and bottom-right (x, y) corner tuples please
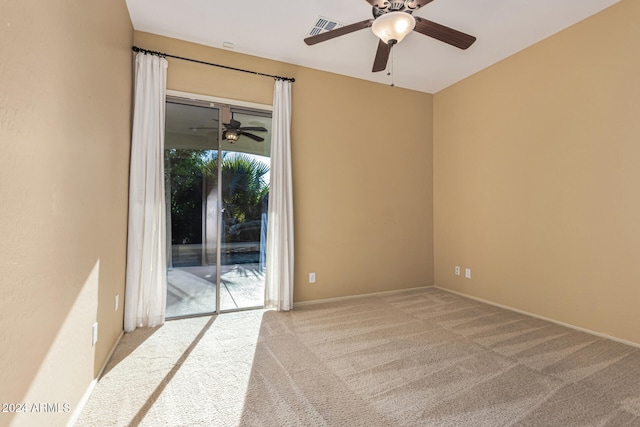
(166, 263), (265, 317)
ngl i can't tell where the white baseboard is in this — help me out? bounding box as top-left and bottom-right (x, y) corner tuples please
(435, 286), (640, 350)
(67, 330), (124, 427)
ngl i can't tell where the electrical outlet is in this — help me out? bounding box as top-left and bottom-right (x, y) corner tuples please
(91, 322), (98, 347)
(455, 266), (461, 276)
(465, 268), (472, 279)
(115, 294), (119, 311)
(309, 272), (316, 284)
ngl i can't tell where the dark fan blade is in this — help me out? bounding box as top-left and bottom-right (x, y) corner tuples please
(304, 19), (374, 45)
(414, 17), (476, 50)
(372, 39), (391, 73)
(407, 0), (435, 8)
(238, 126), (267, 132)
(238, 131), (264, 142)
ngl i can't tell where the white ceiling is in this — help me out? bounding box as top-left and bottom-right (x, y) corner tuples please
(126, 0), (620, 94)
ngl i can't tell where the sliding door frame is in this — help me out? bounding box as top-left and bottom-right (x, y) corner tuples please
(166, 90), (272, 317)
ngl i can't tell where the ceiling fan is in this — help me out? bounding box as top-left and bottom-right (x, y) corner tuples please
(304, 0), (476, 72)
(190, 105), (267, 143)
(222, 116), (267, 143)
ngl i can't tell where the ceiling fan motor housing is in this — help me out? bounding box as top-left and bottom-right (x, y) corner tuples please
(372, 0), (421, 18)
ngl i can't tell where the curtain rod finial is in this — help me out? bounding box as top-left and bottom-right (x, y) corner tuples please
(274, 76), (295, 83)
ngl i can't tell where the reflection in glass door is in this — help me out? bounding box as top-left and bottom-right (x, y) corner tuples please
(164, 98), (271, 318)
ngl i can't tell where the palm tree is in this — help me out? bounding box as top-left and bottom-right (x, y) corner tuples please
(204, 152), (270, 242)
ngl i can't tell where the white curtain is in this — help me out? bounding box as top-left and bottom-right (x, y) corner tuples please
(265, 79), (294, 311)
(124, 53), (168, 332)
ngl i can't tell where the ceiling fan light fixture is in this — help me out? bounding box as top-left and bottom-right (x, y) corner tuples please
(371, 11), (416, 44)
(225, 130), (239, 143)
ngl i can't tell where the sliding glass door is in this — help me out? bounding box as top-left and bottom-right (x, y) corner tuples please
(164, 97), (271, 318)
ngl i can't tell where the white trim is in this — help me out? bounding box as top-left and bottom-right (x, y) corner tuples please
(67, 331), (125, 427)
(435, 287), (640, 350)
(166, 90), (273, 112)
(293, 286), (433, 307)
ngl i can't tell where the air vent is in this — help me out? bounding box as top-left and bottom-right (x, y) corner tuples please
(308, 16), (344, 37)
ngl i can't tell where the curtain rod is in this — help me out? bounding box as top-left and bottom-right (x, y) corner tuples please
(131, 46), (295, 83)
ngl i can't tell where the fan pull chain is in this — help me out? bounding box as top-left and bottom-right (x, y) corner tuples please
(387, 46), (395, 87)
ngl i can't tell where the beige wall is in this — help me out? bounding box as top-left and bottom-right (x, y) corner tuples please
(434, 0), (640, 344)
(0, 2), (133, 426)
(134, 31), (434, 302)
(2, 0), (636, 423)
(2, 1), (635, 424)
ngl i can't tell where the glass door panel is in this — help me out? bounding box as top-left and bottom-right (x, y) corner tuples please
(165, 101), (220, 318)
(219, 110), (271, 311)
(219, 151), (270, 310)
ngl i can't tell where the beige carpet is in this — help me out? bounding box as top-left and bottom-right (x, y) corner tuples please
(76, 287), (640, 426)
